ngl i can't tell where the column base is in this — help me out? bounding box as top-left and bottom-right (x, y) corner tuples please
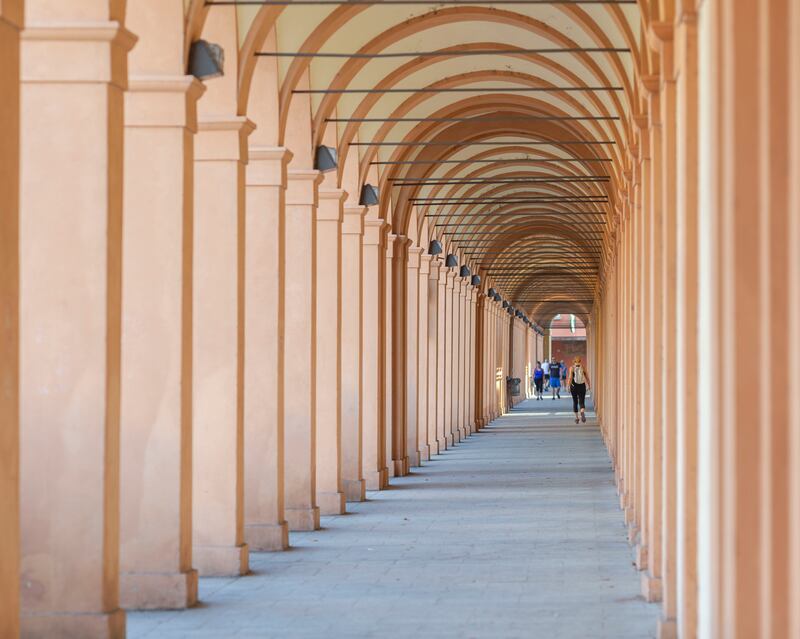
(317, 491), (346, 516)
(22, 609), (126, 639)
(120, 569), (198, 610)
(393, 457), (409, 476)
(619, 491), (628, 511)
(657, 618), (678, 639)
(458, 426), (468, 440)
(286, 506), (320, 531)
(627, 522), (640, 545)
(418, 444), (430, 462)
(635, 544), (648, 571)
(436, 437), (448, 453)
(364, 468), (388, 491)
(408, 451), (420, 467)
(641, 572), (663, 602)
(624, 504), (635, 527)
(343, 478), (366, 502)
(194, 543), (249, 577)
(445, 433), (454, 448)
(245, 521), (289, 551)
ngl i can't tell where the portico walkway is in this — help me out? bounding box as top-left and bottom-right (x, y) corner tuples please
(129, 398), (658, 638)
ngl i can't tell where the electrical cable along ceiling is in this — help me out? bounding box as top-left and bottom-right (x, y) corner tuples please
(216, 0), (641, 324)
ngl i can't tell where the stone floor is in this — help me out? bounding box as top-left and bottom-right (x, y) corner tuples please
(129, 396), (658, 638)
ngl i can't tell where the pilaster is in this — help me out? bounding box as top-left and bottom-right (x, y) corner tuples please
(341, 205), (367, 501)
(120, 74), (204, 609)
(282, 168), (323, 531)
(243, 146), (292, 551)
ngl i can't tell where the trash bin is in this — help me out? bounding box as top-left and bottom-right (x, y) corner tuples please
(506, 377), (521, 397)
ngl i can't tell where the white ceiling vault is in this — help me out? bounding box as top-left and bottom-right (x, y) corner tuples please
(195, 0), (650, 325)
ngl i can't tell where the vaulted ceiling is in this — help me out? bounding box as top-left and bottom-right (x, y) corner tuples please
(201, 0), (646, 325)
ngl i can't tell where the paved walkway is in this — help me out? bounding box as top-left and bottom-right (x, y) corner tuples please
(129, 397), (658, 638)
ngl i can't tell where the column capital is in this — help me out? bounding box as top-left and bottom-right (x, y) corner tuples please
(445, 270), (456, 289)
(317, 188), (346, 222)
(286, 169), (323, 206)
(196, 116), (256, 162)
(407, 246), (423, 269)
(125, 76), (205, 131)
(342, 206), (367, 235)
(419, 253), (433, 276)
(363, 218), (388, 245)
(21, 20), (137, 87)
(246, 146), (292, 187)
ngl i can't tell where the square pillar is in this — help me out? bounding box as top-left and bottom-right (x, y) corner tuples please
(427, 259), (443, 455)
(243, 146), (291, 551)
(362, 219), (389, 489)
(283, 169), (323, 531)
(384, 233), (395, 478)
(120, 75), (204, 608)
(443, 270), (457, 446)
(19, 16), (135, 637)
(391, 235), (410, 476)
(341, 206), (367, 501)
(193, 116), (254, 576)
(316, 188), (346, 515)
(405, 246), (422, 467)
(0, 4), (20, 638)
(416, 254), (432, 462)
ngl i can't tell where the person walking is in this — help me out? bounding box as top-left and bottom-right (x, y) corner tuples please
(568, 356), (592, 423)
(549, 358), (561, 399)
(542, 358), (550, 391)
(533, 361), (544, 400)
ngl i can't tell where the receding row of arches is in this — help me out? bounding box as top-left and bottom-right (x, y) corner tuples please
(2, 1), (800, 638)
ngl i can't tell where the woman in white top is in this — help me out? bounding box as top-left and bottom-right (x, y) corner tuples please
(568, 357), (592, 424)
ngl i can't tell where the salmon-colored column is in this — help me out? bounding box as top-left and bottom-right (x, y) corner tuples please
(443, 270), (456, 447)
(383, 233), (395, 478)
(674, 7), (699, 637)
(283, 169), (322, 531)
(406, 246), (422, 467)
(316, 187), (346, 515)
(391, 236), (409, 475)
(644, 75), (664, 603)
(362, 219), (389, 489)
(417, 254), (432, 461)
(0, 3), (20, 637)
(243, 147), (291, 551)
(454, 279), (466, 440)
(428, 258), (444, 455)
(193, 117), (253, 576)
(341, 206), (367, 501)
(120, 25), (204, 608)
(18, 8), (135, 636)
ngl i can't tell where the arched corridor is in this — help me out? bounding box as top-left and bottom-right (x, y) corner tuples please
(129, 398), (660, 639)
(1, 1), (800, 638)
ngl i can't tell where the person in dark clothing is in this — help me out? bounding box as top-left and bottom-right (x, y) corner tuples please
(533, 361), (544, 400)
(549, 358), (561, 400)
(568, 356), (592, 423)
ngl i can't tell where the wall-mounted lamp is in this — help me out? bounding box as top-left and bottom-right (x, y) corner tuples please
(445, 254), (458, 268)
(493, 293), (501, 302)
(471, 275), (481, 287)
(359, 184), (380, 206)
(459, 265), (471, 278)
(314, 145), (338, 172)
(487, 287), (497, 297)
(428, 239), (443, 255)
(502, 301), (509, 309)
(189, 40), (225, 80)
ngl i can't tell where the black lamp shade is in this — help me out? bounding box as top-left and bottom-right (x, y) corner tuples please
(359, 184), (380, 206)
(493, 293), (501, 302)
(459, 265), (471, 277)
(471, 275), (481, 287)
(445, 254), (458, 268)
(487, 287), (496, 297)
(189, 40), (225, 80)
(428, 239), (443, 255)
(314, 145), (338, 172)
(502, 301), (509, 309)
